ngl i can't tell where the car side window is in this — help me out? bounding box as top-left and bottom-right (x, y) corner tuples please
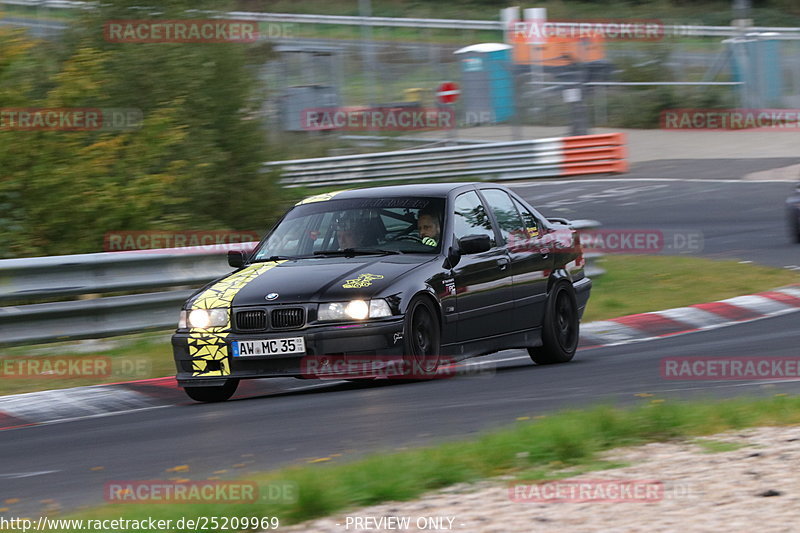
(453, 191), (496, 247)
(481, 189), (526, 244)
(512, 197), (542, 239)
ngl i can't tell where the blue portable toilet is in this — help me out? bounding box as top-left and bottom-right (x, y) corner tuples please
(454, 43), (515, 124)
(729, 35), (783, 108)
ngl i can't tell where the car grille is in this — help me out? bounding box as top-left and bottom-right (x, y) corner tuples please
(236, 310), (267, 331)
(271, 308), (305, 329)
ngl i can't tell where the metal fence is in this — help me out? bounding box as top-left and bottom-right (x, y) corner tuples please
(5, 1), (800, 37)
(4, 1), (800, 142)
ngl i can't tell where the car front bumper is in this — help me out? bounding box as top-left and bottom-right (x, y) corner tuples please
(172, 318), (405, 387)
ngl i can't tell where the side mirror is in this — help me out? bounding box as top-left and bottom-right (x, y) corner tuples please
(458, 234), (492, 255)
(227, 250), (246, 268)
(443, 245), (461, 269)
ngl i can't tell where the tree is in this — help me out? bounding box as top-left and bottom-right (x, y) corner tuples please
(1, 0), (283, 257)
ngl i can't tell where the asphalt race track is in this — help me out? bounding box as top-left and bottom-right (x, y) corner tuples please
(515, 177), (800, 269)
(2, 172), (799, 516)
(2, 313), (799, 515)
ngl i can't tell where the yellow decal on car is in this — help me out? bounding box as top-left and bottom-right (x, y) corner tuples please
(342, 273), (384, 289)
(295, 189), (349, 206)
(187, 261), (285, 377)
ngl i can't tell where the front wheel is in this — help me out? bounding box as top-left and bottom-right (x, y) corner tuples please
(184, 379), (239, 403)
(402, 296), (441, 378)
(528, 281), (579, 365)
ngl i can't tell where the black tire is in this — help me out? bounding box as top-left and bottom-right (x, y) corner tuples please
(184, 379), (239, 403)
(528, 281), (579, 365)
(791, 213), (800, 243)
(402, 296), (441, 378)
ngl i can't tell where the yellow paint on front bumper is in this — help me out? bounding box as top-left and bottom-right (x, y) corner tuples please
(187, 261), (285, 377)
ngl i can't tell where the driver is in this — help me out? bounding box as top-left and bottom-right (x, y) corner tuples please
(417, 208), (441, 247)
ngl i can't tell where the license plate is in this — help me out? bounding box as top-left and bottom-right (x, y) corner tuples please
(232, 338), (306, 357)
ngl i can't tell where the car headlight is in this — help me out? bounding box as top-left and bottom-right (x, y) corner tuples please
(187, 308), (228, 329)
(318, 299), (393, 321)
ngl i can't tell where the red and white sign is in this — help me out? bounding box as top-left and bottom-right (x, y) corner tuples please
(436, 82), (460, 104)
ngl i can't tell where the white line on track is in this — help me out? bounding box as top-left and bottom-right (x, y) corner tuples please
(0, 406), (171, 432)
(511, 178), (795, 187)
(0, 470), (60, 479)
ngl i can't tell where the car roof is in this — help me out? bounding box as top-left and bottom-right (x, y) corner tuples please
(324, 182), (507, 199)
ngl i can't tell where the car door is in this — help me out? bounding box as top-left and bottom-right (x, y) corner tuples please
(479, 189), (553, 332)
(450, 190), (515, 342)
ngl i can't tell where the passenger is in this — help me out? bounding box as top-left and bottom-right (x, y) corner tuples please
(336, 217), (366, 249)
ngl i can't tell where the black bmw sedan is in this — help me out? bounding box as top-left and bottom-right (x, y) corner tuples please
(172, 183), (592, 402)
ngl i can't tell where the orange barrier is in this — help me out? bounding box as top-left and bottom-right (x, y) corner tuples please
(559, 133), (628, 175)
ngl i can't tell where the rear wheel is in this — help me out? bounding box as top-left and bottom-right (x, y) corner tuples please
(402, 296), (441, 378)
(528, 281), (579, 365)
(184, 379), (239, 403)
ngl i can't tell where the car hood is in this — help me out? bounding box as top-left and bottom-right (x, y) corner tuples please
(190, 255), (435, 308)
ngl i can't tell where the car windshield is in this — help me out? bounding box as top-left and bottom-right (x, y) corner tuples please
(251, 196), (446, 260)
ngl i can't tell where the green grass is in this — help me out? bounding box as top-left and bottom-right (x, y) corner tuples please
(514, 458), (632, 482)
(691, 438), (748, 454)
(0, 331), (174, 396)
(1, 254), (796, 396)
(42, 394), (800, 530)
(582, 255), (800, 323)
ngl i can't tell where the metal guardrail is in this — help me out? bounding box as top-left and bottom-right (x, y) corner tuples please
(0, 244), (254, 304)
(0, 244), (252, 346)
(3, 1), (800, 38)
(1, 290), (194, 346)
(268, 134), (627, 188)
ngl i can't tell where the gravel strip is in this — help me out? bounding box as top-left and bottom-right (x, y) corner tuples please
(279, 425), (800, 532)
